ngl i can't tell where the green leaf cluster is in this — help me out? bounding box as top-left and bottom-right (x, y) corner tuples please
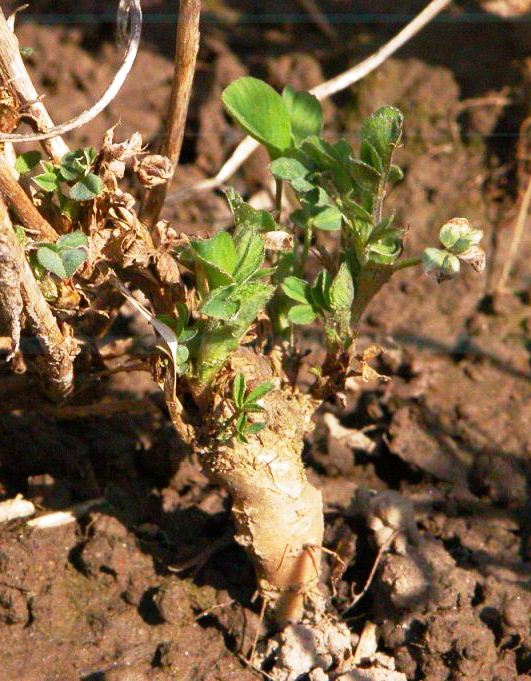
(35, 230), (89, 279)
(183, 194), (275, 385)
(230, 373), (273, 442)
(16, 147), (104, 216)
(268, 108), (404, 268)
(422, 218), (485, 282)
(221, 78), (408, 350)
(282, 263), (354, 347)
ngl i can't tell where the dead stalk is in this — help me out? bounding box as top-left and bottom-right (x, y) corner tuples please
(0, 157), (58, 241)
(0, 1), (142, 149)
(140, 0), (201, 228)
(0, 193), (23, 358)
(495, 175), (531, 292)
(0, 196), (77, 400)
(167, 0), (452, 203)
(0, 8), (68, 160)
(495, 117), (531, 293)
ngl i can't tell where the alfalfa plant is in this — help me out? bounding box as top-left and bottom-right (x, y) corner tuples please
(151, 76), (485, 624)
(1, 72), (485, 625)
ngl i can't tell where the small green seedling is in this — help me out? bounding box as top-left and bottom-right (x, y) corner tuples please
(34, 230), (89, 280)
(16, 147), (104, 218)
(230, 373), (273, 442)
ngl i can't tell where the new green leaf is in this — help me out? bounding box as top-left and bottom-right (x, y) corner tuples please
(15, 151), (42, 174)
(282, 276), (311, 304)
(36, 246), (67, 278)
(222, 77), (291, 158)
(329, 263), (354, 310)
(245, 381), (274, 406)
(360, 106), (403, 171)
(61, 248), (88, 277)
(288, 304), (317, 325)
(191, 231), (238, 289)
(233, 373), (246, 409)
(69, 173), (103, 202)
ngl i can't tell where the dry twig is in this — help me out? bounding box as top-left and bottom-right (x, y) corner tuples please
(342, 529), (399, 614)
(168, 0), (452, 203)
(0, 196), (77, 400)
(140, 0), (201, 228)
(296, 0), (338, 41)
(0, 156), (58, 241)
(27, 497), (105, 529)
(0, 1), (142, 150)
(495, 117), (531, 293)
(0, 7), (68, 160)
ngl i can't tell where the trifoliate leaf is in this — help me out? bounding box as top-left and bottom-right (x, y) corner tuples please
(34, 172), (60, 193)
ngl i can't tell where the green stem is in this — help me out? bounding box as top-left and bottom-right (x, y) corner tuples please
(274, 178), (283, 218)
(393, 256), (422, 271)
(297, 224), (312, 276)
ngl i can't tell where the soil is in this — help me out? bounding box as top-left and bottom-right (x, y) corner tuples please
(1, 1), (530, 680)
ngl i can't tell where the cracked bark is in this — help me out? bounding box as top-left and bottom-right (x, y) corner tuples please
(0, 196), (77, 400)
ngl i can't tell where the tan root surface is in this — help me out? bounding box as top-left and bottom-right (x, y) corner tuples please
(200, 351), (325, 625)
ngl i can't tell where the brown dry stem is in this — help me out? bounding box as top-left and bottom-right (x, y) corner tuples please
(140, 0), (201, 228)
(0, 157), (58, 241)
(494, 117), (531, 293)
(0, 8), (68, 161)
(0, 196), (77, 400)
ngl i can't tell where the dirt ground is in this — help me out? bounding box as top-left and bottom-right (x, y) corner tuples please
(0, 1), (530, 680)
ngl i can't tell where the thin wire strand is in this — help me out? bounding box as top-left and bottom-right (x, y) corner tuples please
(0, 0), (142, 144)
